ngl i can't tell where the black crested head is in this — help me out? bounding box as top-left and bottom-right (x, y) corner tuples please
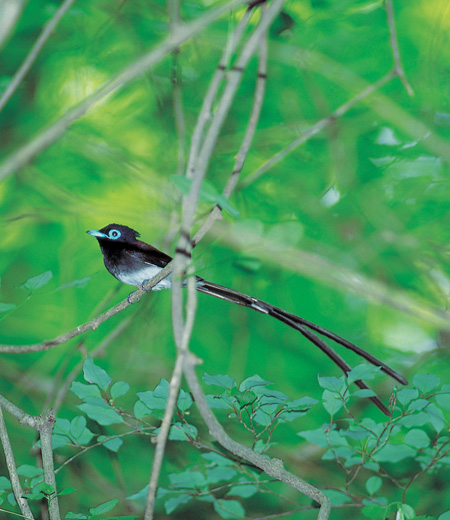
(87, 224), (141, 244)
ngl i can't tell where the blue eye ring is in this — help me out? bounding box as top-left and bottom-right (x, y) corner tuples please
(108, 229), (121, 240)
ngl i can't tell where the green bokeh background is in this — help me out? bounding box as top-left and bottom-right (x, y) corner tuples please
(1, 0), (450, 517)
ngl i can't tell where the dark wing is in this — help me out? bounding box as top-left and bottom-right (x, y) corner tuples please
(125, 240), (173, 268)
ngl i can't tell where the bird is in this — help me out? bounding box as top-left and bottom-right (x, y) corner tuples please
(87, 223), (407, 415)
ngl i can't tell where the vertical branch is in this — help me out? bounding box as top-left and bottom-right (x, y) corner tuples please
(384, 0), (414, 96)
(0, 408), (35, 519)
(37, 411), (60, 520)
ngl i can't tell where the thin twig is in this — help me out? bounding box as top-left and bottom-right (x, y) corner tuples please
(185, 8), (253, 180)
(384, 0), (414, 96)
(0, 408), (34, 519)
(240, 71), (394, 188)
(193, 10), (268, 246)
(0, 0), (248, 183)
(0, 0), (77, 114)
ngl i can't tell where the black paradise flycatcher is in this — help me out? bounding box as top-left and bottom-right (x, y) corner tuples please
(87, 223), (407, 415)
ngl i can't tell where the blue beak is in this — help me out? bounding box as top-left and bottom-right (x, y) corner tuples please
(87, 229), (107, 238)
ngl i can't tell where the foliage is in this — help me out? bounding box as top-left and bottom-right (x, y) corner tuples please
(1, 0), (450, 518)
(1, 359), (449, 518)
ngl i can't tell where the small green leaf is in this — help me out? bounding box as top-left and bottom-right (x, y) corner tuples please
(89, 498), (119, 515)
(0, 476), (11, 490)
(366, 476), (382, 495)
(21, 271), (53, 291)
(111, 381), (130, 399)
(397, 388), (418, 406)
(64, 513), (88, 519)
(413, 374), (440, 393)
(227, 480), (258, 499)
(78, 403), (124, 426)
(98, 436), (123, 452)
(318, 375), (344, 393)
(373, 444), (416, 462)
(17, 465), (43, 478)
(347, 364), (381, 385)
(205, 466), (237, 484)
(404, 429), (430, 449)
(169, 470), (206, 490)
(177, 388), (193, 412)
(164, 494), (192, 514)
(83, 356), (112, 391)
(201, 452), (234, 466)
(167, 422), (198, 441)
(203, 373), (236, 389)
(70, 381), (101, 401)
(322, 389), (343, 415)
(214, 499), (245, 519)
(436, 393), (450, 411)
(439, 511), (450, 520)
(322, 489), (352, 505)
(58, 487), (76, 496)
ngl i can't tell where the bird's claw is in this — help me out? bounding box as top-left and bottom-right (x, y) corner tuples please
(127, 290), (140, 304)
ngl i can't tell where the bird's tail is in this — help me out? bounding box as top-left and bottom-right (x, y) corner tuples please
(196, 279), (407, 416)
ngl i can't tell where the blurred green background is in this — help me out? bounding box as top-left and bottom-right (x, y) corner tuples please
(1, 0), (450, 517)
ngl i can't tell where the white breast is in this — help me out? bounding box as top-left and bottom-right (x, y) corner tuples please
(116, 265), (172, 290)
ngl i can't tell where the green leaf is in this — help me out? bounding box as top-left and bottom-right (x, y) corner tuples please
(318, 375), (344, 393)
(58, 487), (76, 496)
(322, 389), (343, 415)
(404, 429), (430, 449)
(362, 505), (388, 520)
(177, 388), (193, 412)
(206, 466), (237, 484)
(298, 427), (328, 447)
(347, 364), (381, 384)
(70, 381), (102, 401)
(366, 476), (382, 495)
(83, 356), (112, 391)
(169, 471), (206, 490)
(435, 393), (450, 411)
(20, 271), (52, 291)
(64, 513), (88, 519)
(17, 465), (43, 478)
(89, 498), (119, 515)
(227, 480), (258, 499)
(439, 511), (450, 520)
(201, 452), (234, 466)
(0, 303), (15, 313)
(239, 375), (273, 392)
(322, 489), (352, 505)
(426, 403), (445, 432)
(0, 476), (11, 490)
(164, 494), (192, 514)
(397, 503), (416, 519)
(98, 435), (123, 452)
(407, 399), (430, 412)
(110, 381), (130, 399)
(167, 422), (198, 441)
(203, 373), (236, 389)
(397, 388), (419, 406)
(413, 374), (440, 393)
(373, 444), (416, 462)
(214, 499), (245, 519)
(78, 403), (124, 426)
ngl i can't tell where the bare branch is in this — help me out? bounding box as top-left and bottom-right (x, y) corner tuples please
(38, 411), (60, 520)
(0, 0), (77, 114)
(385, 0), (414, 96)
(0, 408), (34, 519)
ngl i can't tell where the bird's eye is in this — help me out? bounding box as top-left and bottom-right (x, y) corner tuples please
(108, 229), (121, 240)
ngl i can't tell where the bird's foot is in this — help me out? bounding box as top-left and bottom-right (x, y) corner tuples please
(141, 279), (151, 292)
(127, 290), (140, 304)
